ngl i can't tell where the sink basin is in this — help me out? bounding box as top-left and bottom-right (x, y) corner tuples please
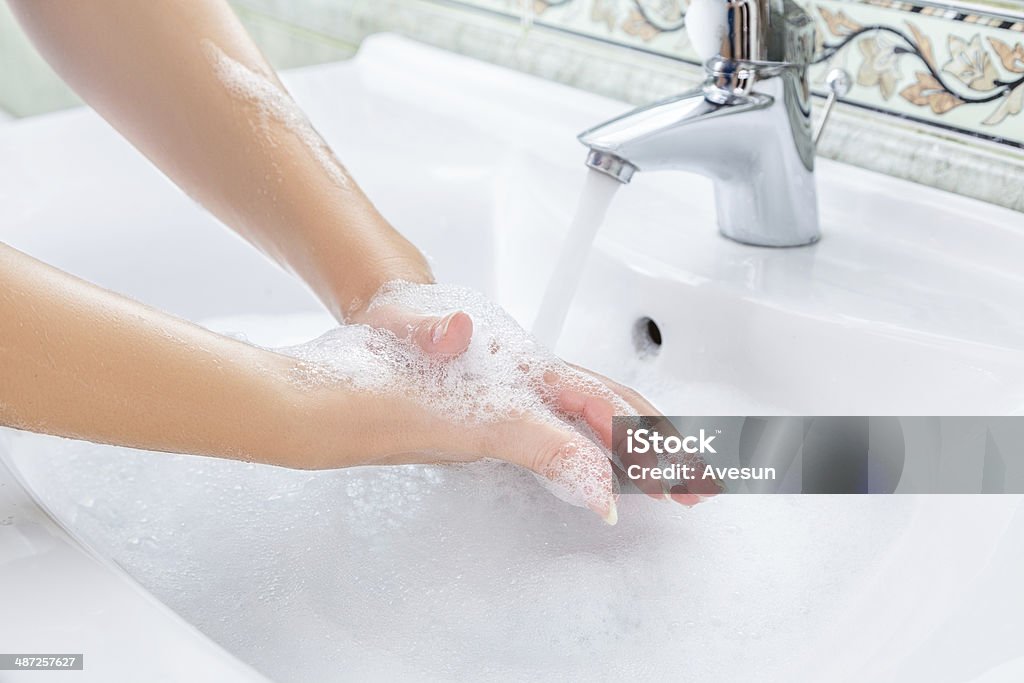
(557, 164), (1024, 415)
(2, 34), (1023, 682)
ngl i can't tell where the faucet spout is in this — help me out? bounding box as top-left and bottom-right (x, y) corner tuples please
(576, 0), (822, 247)
(583, 149), (638, 184)
(579, 86), (772, 184)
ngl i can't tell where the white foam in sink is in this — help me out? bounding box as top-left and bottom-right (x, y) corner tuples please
(8, 313), (921, 683)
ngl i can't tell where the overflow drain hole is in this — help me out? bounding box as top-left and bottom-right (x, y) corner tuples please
(633, 317), (662, 357)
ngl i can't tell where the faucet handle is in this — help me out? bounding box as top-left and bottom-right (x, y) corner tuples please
(687, 0), (816, 69)
(688, 0), (771, 63)
(813, 68), (852, 144)
(685, 0), (733, 64)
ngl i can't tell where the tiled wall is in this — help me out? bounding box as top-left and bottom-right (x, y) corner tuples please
(1, 0), (1020, 207)
(452, 0), (1024, 148)
(813, 0), (1023, 146)
(3, 0), (1020, 148)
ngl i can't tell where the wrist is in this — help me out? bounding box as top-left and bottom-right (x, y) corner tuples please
(233, 350), (315, 468)
(314, 226), (434, 322)
(276, 381), (406, 470)
(276, 377), (474, 470)
(341, 250), (434, 320)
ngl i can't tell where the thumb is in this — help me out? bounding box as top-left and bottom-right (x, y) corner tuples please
(355, 306), (474, 356)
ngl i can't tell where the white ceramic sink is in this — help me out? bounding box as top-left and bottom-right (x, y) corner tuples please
(558, 171), (1024, 415)
(2, 35), (1024, 682)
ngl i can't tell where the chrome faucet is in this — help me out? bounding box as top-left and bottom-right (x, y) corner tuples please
(578, 0), (838, 247)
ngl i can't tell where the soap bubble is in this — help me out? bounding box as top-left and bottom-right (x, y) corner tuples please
(204, 40), (351, 192)
(8, 426), (919, 682)
(277, 282), (636, 517)
(5, 301), (926, 682)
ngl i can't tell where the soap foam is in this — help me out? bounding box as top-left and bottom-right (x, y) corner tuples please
(203, 40), (351, 191)
(276, 282), (635, 516)
(8, 421), (919, 683)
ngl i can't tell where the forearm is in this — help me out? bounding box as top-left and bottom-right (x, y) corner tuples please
(9, 0), (430, 319)
(0, 243), (307, 466)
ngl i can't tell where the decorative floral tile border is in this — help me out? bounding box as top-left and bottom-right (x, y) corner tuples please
(444, 0), (1024, 147)
(812, 0), (1024, 145)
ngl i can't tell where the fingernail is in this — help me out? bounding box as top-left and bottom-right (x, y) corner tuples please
(431, 313), (453, 345)
(602, 497), (618, 526)
(708, 478), (727, 496)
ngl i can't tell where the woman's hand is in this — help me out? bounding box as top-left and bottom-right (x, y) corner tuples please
(274, 281), (716, 523)
(293, 386), (621, 524)
(9, 1), (714, 520)
(561, 364), (723, 505)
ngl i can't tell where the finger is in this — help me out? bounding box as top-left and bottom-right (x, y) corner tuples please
(686, 467), (725, 497)
(564, 365), (724, 505)
(547, 380), (616, 449)
(539, 434), (619, 525)
(546, 381), (670, 500)
(669, 484), (702, 507)
(409, 311), (473, 355)
(539, 367), (669, 501)
(610, 457), (669, 501)
(539, 365), (635, 443)
(567, 363), (662, 416)
(480, 419), (619, 525)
